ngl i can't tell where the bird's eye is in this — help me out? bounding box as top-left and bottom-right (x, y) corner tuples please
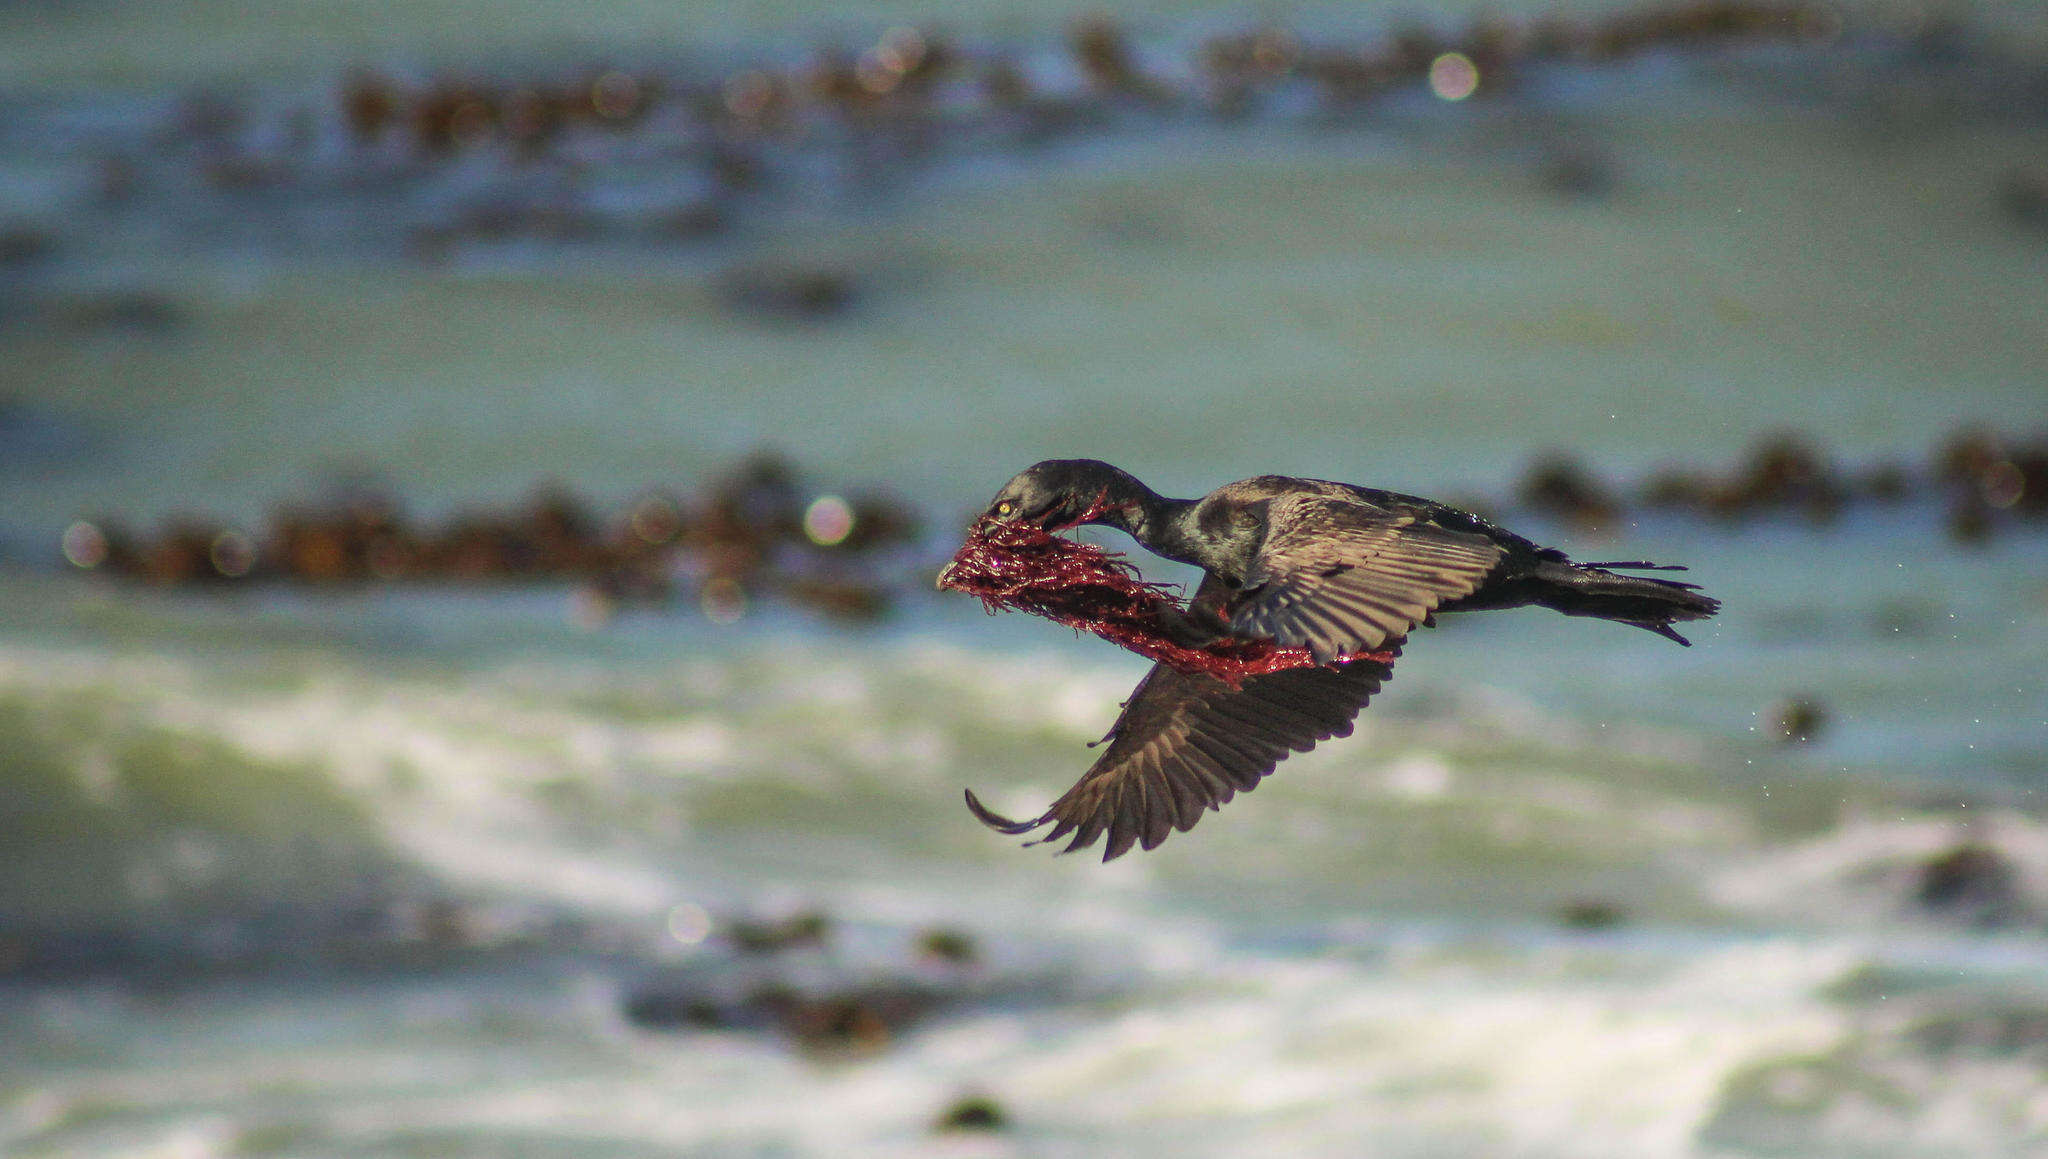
(995, 501), (1014, 518)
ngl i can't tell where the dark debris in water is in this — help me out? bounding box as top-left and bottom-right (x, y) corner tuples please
(1914, 842), (2022, 927)
(933, 1093), (1008, 1133)
(1556, 898), (1629, 930)
(714, 263), (858, 322)
(914, 927), (979, 967)
(621, 979), (942, 1058)
(1770, 696), (1829, 745)
(723, 909), (831, 954)
(621, 908), (1059, 1062)
(2002, 165), (2048, 231)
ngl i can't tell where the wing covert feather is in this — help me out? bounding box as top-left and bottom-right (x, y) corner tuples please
(1229, 494), (1503, 661)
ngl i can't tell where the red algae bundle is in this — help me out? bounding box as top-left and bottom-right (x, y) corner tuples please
(936, 508), (1388, 685)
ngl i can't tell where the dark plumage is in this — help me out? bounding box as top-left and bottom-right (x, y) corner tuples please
(950, 458), (1721, 860)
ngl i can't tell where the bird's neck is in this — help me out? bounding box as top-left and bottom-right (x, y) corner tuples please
(1091, 478), (1201, 566)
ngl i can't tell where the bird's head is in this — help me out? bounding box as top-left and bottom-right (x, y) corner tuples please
(976, 459), (1134, 530)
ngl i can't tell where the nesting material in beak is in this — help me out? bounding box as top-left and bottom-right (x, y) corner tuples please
(935, 516), (1390, 686)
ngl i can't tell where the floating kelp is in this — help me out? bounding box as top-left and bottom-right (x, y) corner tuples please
(57, 450), (921, 625)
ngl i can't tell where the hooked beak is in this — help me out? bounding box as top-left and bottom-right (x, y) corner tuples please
(935, 559), (960, 591)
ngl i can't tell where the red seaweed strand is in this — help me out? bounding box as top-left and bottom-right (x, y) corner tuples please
(937, 505), (1391, 685)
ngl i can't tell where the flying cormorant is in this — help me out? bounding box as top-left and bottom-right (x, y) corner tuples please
(939, 458), (1720, 861)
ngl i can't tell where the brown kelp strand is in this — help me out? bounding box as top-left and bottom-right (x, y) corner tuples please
(936, 501), (1394, 684)
(1515, 427), (2048, 542)
(55, 450), (921, 625)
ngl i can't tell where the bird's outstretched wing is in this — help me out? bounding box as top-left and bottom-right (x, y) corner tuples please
(1227, 494), (1504, 662)
(965, 649), (1398, 860)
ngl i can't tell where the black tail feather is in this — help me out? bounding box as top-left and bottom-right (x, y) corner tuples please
(1643, 621), (1695, 647)
(1535, 560), (1719, 646)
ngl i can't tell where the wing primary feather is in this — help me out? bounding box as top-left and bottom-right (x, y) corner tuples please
(1163, 765), (1210, 830)
(963, 788), (1048, 835)
(1169, 745), (1237, 804)
(1104, 789), (1143, 860)
(1059, 811), (1105, 855)
(1140, 769), (1175, 849)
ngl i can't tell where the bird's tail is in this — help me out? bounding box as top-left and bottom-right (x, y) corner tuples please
(1534, 559), (1720, 646)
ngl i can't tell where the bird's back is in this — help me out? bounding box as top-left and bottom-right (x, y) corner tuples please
(1204, 474), (1557, 569)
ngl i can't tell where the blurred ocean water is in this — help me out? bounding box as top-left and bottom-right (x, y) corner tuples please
(3, 2), (2048, 1155)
